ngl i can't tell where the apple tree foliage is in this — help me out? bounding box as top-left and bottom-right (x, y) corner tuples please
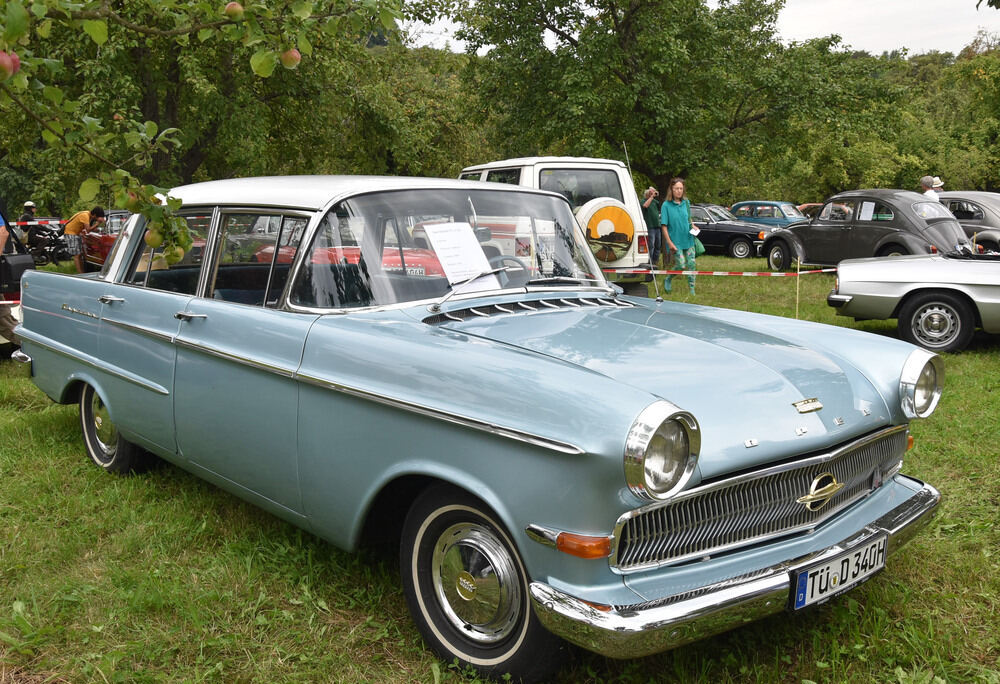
(0, 0), (401, 254)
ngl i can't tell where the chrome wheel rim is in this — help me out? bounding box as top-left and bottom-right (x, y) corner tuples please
(911, 303), (960, 348)
(732, 240), (751, 258)
(768, 245), (784, 269)
(431, 522), (521, 645)
(88, 390), (117, 463)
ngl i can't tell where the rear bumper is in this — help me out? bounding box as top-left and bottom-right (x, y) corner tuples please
(529, 480), (939, 659)
(827, 292), (853, 308)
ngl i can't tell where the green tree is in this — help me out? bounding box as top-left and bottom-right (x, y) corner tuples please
(0, 0), (401, 252)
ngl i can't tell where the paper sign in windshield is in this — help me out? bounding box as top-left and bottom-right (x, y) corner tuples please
(420, 222), (500, 293)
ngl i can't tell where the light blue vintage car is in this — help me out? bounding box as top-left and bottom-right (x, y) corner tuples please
(14, 176), (943, 682)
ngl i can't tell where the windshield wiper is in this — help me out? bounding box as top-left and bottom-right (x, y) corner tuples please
(428, 266), (510, 312)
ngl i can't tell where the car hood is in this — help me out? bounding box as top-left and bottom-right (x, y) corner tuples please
(438, 299), (893, 480)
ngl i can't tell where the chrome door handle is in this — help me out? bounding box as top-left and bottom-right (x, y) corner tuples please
(174, 312), (208, 321)
(98, 295), (125, 304)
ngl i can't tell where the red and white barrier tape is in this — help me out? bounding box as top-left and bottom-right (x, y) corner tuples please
(606, 268), (836, 277)
(13, 220), (64, 226)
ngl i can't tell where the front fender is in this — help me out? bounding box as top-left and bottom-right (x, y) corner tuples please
(763, 230), (804, 261)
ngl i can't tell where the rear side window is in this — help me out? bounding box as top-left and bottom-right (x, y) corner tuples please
(946, 200), (984, 221)
(125, 214), (212, 295)
(690, 206), (709, 221)
(857, 201), (894, 222)
(459, 172), (482, 181)
(733, 205), (754, 217)
(538, 168), (624, 210)
(485, 168), (521, 185)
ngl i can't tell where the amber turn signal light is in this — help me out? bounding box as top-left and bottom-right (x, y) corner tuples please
(907, 434), (915, 451)
(556, 532), (612, 559)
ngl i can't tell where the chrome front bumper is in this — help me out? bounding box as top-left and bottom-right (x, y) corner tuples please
(529, 481), (939, 659)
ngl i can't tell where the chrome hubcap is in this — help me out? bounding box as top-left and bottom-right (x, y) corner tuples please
(733, 241), (750, 257)
(89, 391), (117, 462)
(432, 522), (521, 644)
(912, 304), (959, 347)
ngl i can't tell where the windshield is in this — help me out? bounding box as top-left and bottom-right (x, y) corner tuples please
(708, 205), (737, 221)
(289, 188), (604, 310)
(780, 204), (805, 218)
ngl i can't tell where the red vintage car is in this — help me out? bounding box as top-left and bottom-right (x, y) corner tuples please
(83, 210), (131, 269)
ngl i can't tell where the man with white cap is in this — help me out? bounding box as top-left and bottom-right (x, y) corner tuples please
(932, 177), (944, 194)
(15, 201), (35, 241)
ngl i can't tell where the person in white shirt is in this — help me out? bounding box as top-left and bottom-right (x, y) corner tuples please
(919, 176), (939, 200)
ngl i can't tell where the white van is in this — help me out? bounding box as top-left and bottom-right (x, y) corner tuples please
(460, 157), (651, 293)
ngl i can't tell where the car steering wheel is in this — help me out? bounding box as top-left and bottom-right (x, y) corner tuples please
(489, 255), (530, 288)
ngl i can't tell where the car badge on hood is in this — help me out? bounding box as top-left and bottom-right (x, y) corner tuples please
(797, 472), (845, 511)
(793, 398), (823, 414)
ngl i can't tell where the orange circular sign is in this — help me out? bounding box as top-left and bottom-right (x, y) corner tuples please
(586, 205), (635, 242)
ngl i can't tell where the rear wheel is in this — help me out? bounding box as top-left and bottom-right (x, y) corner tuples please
(400, 484), (565, 683)
(727, 237), (753, 259)
(766, 241), (791, 271)
(898, 292), (975, 353)
(877, 244), (907, 257)
(79, 383), (153, 474)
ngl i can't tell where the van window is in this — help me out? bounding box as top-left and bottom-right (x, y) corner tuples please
(538, 169), (624, 210)
(485, 169), (521, 185)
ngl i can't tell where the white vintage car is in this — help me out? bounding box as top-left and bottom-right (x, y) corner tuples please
(828, 252), (1000, 353)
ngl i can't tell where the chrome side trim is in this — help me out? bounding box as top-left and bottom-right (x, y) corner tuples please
(173, 337), (297, 378)
(101, 317), (175, 345)
(294, 371), (585, 456)
(17, 333), (169, 396)
(530, 479), (939, 659)
(525, 524), (560, 548)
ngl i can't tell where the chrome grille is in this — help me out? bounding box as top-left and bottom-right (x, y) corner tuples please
(612, 427), (908, 573)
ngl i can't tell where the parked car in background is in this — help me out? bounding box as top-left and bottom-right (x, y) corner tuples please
(83, 209), (131, 270)
(763, 189), (972, 271)
(829, 251), (1000, 353)
(798, 202), (824, 219)
(460, 157), (651, 293)
(731, 200), (808, 228)
(936, 191), (1000, 252)
(15, 176), (943, 682)
(690, 203), (769, 258)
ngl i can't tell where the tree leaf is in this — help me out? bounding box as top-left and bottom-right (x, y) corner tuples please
(82, 20), (108, 46)
(79, 178), (101, 202)
(4, 1), (30, 42)
(250, 49), (277, 78)
(198, 28), (214, 42)
(291, 1), (314, 19)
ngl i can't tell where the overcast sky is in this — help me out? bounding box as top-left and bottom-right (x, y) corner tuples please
(407, 1), (1000, 56)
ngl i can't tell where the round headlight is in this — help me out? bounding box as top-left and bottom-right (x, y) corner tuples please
(900, 349), (944, 419)
(625, 401), (700, 500)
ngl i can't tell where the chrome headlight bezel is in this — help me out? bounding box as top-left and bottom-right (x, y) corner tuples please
(900, 348), (945, 419)
(624, 401), (701, 501)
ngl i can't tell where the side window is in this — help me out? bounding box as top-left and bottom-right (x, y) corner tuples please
(125, 214), (212, 295)
(485, 169), (521, 185)
(947, 200), (984, 221)
(733, 205), (753, 217)
(819, 201), (856, 222)
(538, 169), (624, 210)
(290, 210), (376, 309)
(755, 206), (775, 218)
(208, 213), (305, 307)
(459, 172), (482, 181)
(690, 206), (709, 221)
(857, 201), (894, 222)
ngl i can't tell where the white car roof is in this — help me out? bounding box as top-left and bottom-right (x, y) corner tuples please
(461, 157), (628, 172)
(169, 175), (526, 210)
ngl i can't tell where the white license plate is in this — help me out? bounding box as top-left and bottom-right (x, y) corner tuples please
(792, 534), (887, 610)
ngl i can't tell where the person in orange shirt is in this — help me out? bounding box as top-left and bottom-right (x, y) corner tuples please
(63, 206), (105, 273)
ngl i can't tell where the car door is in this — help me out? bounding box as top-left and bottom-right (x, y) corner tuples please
(95, 213), (212, 453)
(690, 205), (723, 250)
(807, 200), (857, 264)
(843, 199), (901, 258)
(172, 210), (317, 518)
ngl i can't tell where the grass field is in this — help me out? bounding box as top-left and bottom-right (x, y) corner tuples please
(1, 255), (998, 683)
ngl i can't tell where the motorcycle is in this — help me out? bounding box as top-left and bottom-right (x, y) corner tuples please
(26, 224), (71, 266)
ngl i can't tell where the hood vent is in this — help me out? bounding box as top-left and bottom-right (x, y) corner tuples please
(424, 296), (634, 325)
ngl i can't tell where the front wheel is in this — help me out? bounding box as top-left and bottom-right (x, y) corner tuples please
(79, 383), (153, 474)
(766, 241), (791, 271)
(400, 484), (565, 683)
(728, 237), (753, 259)
(898, 292), (975, 353)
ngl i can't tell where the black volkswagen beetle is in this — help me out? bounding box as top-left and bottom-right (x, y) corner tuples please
(763, 189), (972, 271)
(690, 203), (769, 258)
